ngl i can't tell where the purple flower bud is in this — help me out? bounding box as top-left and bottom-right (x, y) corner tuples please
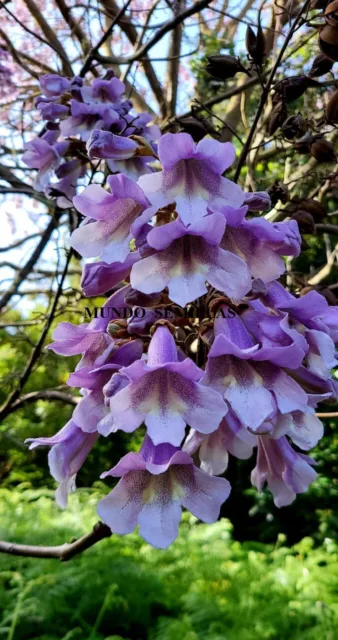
(251, 435), (317, 507)
(26, 421), (98, 507)
(39, 74), (71, 97)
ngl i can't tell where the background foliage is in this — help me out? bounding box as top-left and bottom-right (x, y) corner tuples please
(1, 487), (338, 640)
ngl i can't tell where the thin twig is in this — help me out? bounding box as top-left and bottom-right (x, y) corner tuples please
(234, 0), (312, 182)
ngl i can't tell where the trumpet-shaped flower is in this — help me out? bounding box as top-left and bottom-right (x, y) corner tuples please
(138, 133), (244, 225)
(99, 325), (227, 446)
(97, 436), (231, 548)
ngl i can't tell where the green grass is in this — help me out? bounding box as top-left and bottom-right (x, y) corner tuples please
(1, 485), (338, 640)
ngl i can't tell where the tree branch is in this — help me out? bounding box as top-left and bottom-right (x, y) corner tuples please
(234, 0), (312, 182)
(94, 0), (211, 65)
(0, 245), (74, 421)
(7, 390), (79, 415)
(315, 224), (338, 235)
(0, 522), (112, 561)
(0, 232), (41, 253)
(100, 0), (167, 116)
(165, 0), (185, 118)
(80, 0), (134, 77)
(22, 0), (73, 76)
(0, 212), (63, 313)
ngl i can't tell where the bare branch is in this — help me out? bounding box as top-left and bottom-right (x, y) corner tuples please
(100, 0), (167, 116)
(165, 0), (185, 118)
(94, 0), (212, 66)
(0, 233), (41, 253)
(80, 0), (134, 77)
(0, 522), (112, 561)
(7, 390), (79, 416)
(0, 245), (75, 421)
(0, 212), (63, 313)
(315, 224), (338, 235)
(21, 0), (73, 76)
(234, 0), (312, 182)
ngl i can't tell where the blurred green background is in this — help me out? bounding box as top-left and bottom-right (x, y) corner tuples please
(1, 302), (338, 640)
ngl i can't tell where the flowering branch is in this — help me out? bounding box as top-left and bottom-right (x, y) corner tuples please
(1, 0), (338, 555)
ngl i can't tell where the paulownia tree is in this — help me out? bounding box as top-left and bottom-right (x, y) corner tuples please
(1, 0), (338, 558)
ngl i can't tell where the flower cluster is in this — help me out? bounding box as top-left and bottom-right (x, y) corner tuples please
(22, 71), (160, 206)
(26, 72), (338, 549)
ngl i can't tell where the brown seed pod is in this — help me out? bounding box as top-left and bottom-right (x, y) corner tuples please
(176, 116), (215, 142)
(310, 0), (329, 7)
(326, 89), (338, 122)
(319, 24), (338, 61)
(291, 210), (315, 234)
(293, 134), (314, 154)
(245, 24), (265, 67)
(297, 198), (326, 221)
(268, 101), (287, 135)
(325, 0), (338, 27)
(266, 182), (289, 206)
(281, 113), (307, 140)
(309, 53), (334, 77)
(273, 76), (314, 103)
(310, 138), (337, 162)
(205, 54), (246, 80)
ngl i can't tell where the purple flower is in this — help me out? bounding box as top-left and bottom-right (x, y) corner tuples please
(108, 157), (154, 181)
(220, 207), (301, 282)
(60, 100), (120, 141)
(202, 308), (311, 431)
(46, 286), (130, 366)
(36, 97), (69, 121)
(71, 174), (151, 263)
(86, 129), (154, 179)
(138, 133), (244, 225)
(243, 191), (271, 211)
(73, 390), (109, 434)
(251, 285), (338, 379)
(272, 410), (324, 450)
(22, 138), (67, 191)
(68, 338), (143, 390)
(47, 319), (110, 363)
(131, 214), (251, 306)
(81, 252), (140, 297)
(46, 159), (86, 208)
(251, 435), (317, 507)
(80, 77), (125, 106)
(265, 281), (338, 344)
(99, 325), (227, 446)
(87, 129), (139, 161)
(97, 436), (230, 549)
(127, 307), (158, 335)
(289, 364), (338, 402)
(122, 112), (161, 142)
(40, 74), (71, 97)
(230, 305), (309, 369)
(26, 421), (98, 507)
(184, 409), (257, 476)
